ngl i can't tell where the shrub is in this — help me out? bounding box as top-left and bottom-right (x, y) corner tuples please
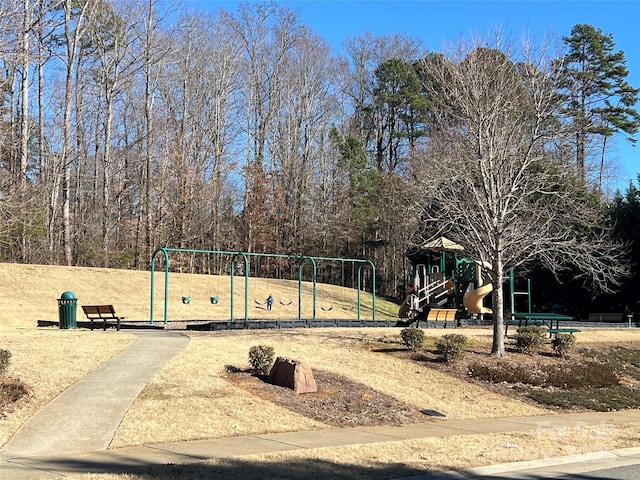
(469, 362), (543, 385)
(468, 360), (619, 390)
(435, 334), (468, 362)
(0, 349), (11, 375)
(248, 345), (275, 374)
(544, 361), (619, 389)
(551, 334), (576, 358)
(515, 326), (547, 354)
(400, 328), (425, 350)
(0, 380), (29, 405)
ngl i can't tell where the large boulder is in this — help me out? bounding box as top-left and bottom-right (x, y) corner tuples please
(268, 356), (317, 394)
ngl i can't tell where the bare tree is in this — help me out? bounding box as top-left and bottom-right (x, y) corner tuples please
(268, 27), (340, 253)
(231, 2), (301, 252)
(60, 0), (97, 265)
(155, 10), (241, 249)
(415, 37), (628, 356)
(342, 32), (424, 139)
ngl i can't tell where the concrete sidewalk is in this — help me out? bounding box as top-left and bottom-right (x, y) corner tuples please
(0, 330), (189, 458)
(1, 410), (639, 479)
(1, 328), (639, 479)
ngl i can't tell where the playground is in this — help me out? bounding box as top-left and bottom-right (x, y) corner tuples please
(148, 248), (383, 327)
(1, 262), (640, 479)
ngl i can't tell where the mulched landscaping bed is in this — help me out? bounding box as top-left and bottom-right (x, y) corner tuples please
(224, 368), (428, 427)
(225, 341), (640, 424)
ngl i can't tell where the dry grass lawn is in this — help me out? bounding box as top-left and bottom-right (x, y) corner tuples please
(1, 263), (640, 479)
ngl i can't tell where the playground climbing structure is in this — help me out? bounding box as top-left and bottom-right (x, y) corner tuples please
(398, 237), (494, 323)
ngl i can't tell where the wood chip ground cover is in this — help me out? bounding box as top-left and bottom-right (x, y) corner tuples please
(225, 338), (640, 427)
(224, 368), (427, 427)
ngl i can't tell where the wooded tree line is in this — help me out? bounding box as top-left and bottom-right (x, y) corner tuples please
(1, 0), (638, 302)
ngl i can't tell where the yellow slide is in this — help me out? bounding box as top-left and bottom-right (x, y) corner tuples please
(463, 283), (493, 315)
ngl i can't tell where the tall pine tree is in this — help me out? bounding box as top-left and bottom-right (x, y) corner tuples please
(559, 24), (640, 189)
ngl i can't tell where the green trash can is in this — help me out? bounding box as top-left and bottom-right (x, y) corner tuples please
(58, 291), (77, 329)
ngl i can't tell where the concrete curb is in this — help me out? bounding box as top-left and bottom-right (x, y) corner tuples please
(393, 447), (640, 479)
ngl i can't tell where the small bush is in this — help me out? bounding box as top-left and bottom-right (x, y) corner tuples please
(400, 328), (425, 350)
(0, 380), (29, 407)
(435, 334), (468, 362)
(551, 334), (576, 358)
(0, 349), (11, 375)
(248, 345), (275, 374)
(514, 326), (547, 354)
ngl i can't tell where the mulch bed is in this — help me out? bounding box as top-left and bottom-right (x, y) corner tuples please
(224, 368), (428, 427)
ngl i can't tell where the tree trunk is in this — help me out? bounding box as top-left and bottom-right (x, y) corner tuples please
(19, 0), (30, 190)
(62, 0), (75, 266)
(143, 0), (154, 268)
(491, 264), (506, 357)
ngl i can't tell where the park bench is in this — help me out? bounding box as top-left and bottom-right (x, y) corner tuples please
(587, 312), (623, 323)
(81, 305), (122, 331)
(426, 308), (457, 322)
(547, 328), (581, 337)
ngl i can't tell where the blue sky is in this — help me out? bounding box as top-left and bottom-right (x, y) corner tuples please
(189, 0), (640, 193)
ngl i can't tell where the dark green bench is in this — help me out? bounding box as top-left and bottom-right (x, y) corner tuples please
(547, 328), (581, 337)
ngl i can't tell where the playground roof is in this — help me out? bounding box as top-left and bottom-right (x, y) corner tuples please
(418, 236), (465, 252)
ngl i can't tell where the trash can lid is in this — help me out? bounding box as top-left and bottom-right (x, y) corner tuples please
(60, 291), (77, 299)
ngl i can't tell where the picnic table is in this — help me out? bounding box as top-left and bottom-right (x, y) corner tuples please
(505, 312), (574, 335)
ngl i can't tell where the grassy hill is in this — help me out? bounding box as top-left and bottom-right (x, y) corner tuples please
(0, 263), (399, 330)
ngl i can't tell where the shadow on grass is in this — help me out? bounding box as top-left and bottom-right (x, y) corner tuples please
(371, 347), (407, 353)
(13, 456), (429, 480)
(14, 455), (623, 480)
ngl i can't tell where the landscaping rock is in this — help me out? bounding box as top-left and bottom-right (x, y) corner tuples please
(268, 356), (317, 394)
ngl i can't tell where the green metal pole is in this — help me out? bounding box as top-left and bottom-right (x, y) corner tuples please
(357, 266), (362, 320)
(311, 258), (317, 320)
(509, 268), (515, 314)
(244, 254), (249, 322)
(230, 255), (235, 322)
(150, 247), (170, 325)
(527, 278), (532, 313)
(368, 260), (376, 321)
(298, 258), (303, 321)
(150, 253), (156, 325)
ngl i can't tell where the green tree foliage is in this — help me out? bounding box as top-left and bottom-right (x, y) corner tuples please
(367, 58), (429, 173)
(330, 127), (380, 231)
(559, 24), (640, 187)
(609, 176), (640, 309)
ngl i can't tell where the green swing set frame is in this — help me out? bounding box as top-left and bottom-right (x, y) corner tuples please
(150, 248), (376, 325)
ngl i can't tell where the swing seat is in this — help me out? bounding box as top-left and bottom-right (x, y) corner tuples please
(182, 296), (192, 304)
(210, 296), (220, 305)
(279, 299), (293, 306)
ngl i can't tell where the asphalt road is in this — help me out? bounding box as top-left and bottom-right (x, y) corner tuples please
(472, 461), (640, 479)
(555, 464), (640, 479)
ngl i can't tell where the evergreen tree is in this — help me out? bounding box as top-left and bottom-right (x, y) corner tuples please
(559, 24), (640, 188)
(610, 176), (640, 311)
(366, 58), (429, 173)
(330, 127), (380, 232)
